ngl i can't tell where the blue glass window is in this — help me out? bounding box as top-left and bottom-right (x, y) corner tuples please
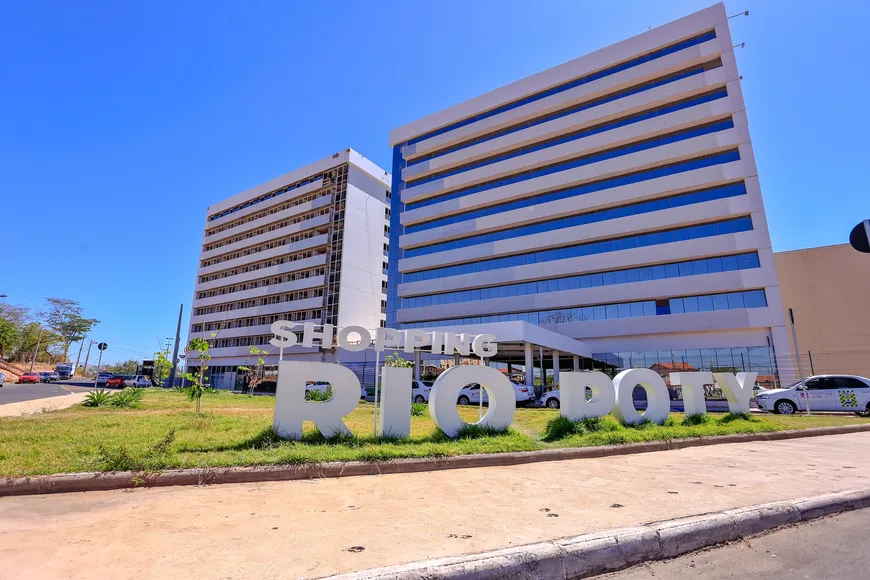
(401, 289), (768, 329)
(400, 251), (761, 308)
(407, 88), (728, 185)
(404, 152), (742, 236)
(402, 217), (754, 284)
(406, 120), (736, 214)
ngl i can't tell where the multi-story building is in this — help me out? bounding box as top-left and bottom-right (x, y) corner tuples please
(386, 3), (793, 383)
(189, 149), (391, 388)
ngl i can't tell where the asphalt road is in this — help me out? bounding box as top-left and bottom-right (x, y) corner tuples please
(0, 381), (94, 404)
(597, 508), (870, 579)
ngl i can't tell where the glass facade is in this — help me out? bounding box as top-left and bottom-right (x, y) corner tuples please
(404, 181), (747, 258)
(403, 216), (753, 283)
(402, 289), (767, 329)
(408, 88), (728, 186)
(404, 150), (741, 234)
(405, 119), (736, 210)
(591, 346), (779, 398)
(401, 252), (760, 308)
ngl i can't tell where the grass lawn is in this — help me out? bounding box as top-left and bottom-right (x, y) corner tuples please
(1, 388), (868, 477)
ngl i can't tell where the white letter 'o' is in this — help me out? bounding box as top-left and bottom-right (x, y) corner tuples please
(428, 365), (516, 438)
(611, 368), (670, 425)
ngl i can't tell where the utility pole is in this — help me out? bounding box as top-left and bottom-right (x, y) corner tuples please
(82, 339), (95, 377)
(166, 304), (184, 388)
(74, 336), (87, 376)
(29, 327), (44, 371)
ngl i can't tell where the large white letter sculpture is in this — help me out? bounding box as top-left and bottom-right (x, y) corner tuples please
(714, 372), (757, 414)
(428, 365), (515, 437)
(671, 372), (714, 416)
(379, 366), (412, 438)
(560, 371), (615, 421)
(273, 362), (361, 440)
(611, 368), (670, 425)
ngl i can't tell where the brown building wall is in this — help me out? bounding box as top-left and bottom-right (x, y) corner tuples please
(774, 244), (870, 377)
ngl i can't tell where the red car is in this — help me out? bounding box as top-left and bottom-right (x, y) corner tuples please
(106, 376), (127, 388)
(17, 372), (40, 384)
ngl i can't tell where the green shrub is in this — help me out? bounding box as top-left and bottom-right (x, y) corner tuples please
(94, 444), (142, 471)
(720, 411), (755, 423)
(83, 389), (113, 407)
(542, 415), (617, 441)
(453, 424), (510, 439)
(682, 413), (711, 426)
(111, 388), (145, 408)
(172, 385), (187, 393)
(147, 429), (176, 458)
(306, 386), (333, 402)
(410, 402), (427, 416)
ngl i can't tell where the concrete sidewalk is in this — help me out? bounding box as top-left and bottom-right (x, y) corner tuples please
(1, 433), (869, 580)
(0, 390), (90, 417)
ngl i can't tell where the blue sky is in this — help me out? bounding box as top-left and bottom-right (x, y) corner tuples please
(2, 0), (867, 363)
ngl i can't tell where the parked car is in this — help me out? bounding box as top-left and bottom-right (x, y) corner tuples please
(411, 380), (434, 403)
(124, 375), (153, 388)
(96, 372), (114, 386)
(17, 372), (40, 384)
(541, 389), (562, 409)
(0, 371), (6, 385)
(457, 382), (536, 407)
(38, 372), (60, 383)
(755, 375), (870, 416)
(106, 375), (128, 388)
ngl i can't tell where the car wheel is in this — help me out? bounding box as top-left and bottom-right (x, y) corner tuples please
(546, 397), (560, 409)
(414, 395), (425, 403)
(774, 400), (796, 415)
(458, 395), (470, 406)
(856, 403), (870, 418)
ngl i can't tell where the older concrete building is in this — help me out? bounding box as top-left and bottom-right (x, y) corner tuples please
(775, 244), (870, 379)
(189, 149), (391, 389)
(387, 3), (792, 383)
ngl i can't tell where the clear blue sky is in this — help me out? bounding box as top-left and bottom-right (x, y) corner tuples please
(2, 0), (867, 363)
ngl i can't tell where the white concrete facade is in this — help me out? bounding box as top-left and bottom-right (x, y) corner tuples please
(189, 148), (391, 372)
(386, 3), (793, 382)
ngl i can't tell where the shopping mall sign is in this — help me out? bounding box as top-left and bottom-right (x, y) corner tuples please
(269, 322), (756, 440)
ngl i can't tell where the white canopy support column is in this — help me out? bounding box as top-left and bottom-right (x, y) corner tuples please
(553, 350), (561, 388)
(573, 355), (580, 372)
(524, 342), (534, 388)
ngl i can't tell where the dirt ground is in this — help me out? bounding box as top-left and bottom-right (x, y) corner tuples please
(2, 433), (869, 579)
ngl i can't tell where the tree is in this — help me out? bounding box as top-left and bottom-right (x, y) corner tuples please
(384, 353), (413, 368)
(41, 298), (99, 361)
(180, 336), (212, 413)
(154, 350), (172, 385)
(238, 345), (269, 395)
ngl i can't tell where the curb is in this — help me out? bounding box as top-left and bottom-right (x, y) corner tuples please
(322, 488), (870, 580)
(3, 423), (870, 496)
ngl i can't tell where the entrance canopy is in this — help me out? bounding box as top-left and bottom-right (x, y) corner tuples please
(425, 320), (604, 370)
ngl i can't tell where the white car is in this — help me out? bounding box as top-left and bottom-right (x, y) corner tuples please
(755, 375), (870, 416)
(457, 382), (536, 407)
(0, 371), (5, 385)
(124, 375), (152, 388)
(306, 382), (331, 397)
(95, 372), (113, 386)
(411, 380), (433, 403)
(541, 389), (562, 409)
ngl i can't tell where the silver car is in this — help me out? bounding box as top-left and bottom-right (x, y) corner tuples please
(0, 371), (6, 385)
